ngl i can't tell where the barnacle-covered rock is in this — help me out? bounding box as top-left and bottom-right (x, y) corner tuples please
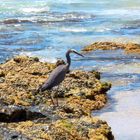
(0, 56), (114, 140)
(6, 117), (114, 140)
(82, 42), (140, 54)
(0, 56), (111, 112)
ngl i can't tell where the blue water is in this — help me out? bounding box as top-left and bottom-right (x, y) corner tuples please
(0, 1), (140, 140)
(0, 0), (140, 63)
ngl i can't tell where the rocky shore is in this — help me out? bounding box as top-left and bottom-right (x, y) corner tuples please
(82, 42), (140, 54)
(0, 56), (114, 140)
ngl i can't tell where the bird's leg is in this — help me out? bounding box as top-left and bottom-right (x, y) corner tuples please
(50, 93), (55, 106)
(56, 86), (59, 106)
(48, 90), (55, 106)
(56, 93), (59, 107)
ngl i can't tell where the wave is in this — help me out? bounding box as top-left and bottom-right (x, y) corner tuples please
(1, 12), (95, 24)
(21, 7), (50, 14)
(19, 51), (57, 63)
(122, 19), (140, 29)
(60, 27), (88, 32)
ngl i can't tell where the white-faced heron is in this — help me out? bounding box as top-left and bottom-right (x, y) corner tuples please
(37, 49), (84, 106)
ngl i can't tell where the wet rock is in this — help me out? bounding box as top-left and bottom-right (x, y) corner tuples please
(100, 82), (111, 93)
(82, 41), (140, 54)
(82, 42), (124, 51)
(0, 123), (30, 140)
(125, 43), (140, 54)
(47, 117), (114, 140)
(3, 19), (19, 24)
(4, 116), (114, 140)
(91, 70), (100, 80)
(0, 105), (46, 122)
(3, 19), (30, 24)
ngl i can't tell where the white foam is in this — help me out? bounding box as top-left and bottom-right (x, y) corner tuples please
(19, 51), (57, 63)
(21, 7), (49, 13)
(60, 27), (87, 32)
(95, 89), (140, 140)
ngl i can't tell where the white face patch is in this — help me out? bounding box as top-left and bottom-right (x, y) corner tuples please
(70, 49), (77, 52)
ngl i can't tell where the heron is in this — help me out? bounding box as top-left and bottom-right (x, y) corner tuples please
(37, 49), (84, 106)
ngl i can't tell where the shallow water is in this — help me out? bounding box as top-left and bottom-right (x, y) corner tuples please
(88, 50), (140, 140)
(0, 1), (140, 139)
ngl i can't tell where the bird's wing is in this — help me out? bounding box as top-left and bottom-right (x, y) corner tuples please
(40, 65), (67, 91)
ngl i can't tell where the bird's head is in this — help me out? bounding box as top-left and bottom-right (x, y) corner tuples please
(69, 49), (84, 57)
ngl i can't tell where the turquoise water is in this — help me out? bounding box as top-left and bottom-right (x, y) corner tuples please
(0, 0), (140, 62)
(0, 1), (140, 140)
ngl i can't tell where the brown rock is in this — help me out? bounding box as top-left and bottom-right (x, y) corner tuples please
(0, 56), (114, 140)
(82, 41), (140, 54)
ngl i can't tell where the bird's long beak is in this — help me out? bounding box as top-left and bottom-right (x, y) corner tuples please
(72, 50), (84, 57)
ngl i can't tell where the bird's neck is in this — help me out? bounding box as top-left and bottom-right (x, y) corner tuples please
(66, 51), (71, 68)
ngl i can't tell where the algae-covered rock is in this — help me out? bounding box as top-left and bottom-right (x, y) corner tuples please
(0, 56), (111, 113)
(0, 56), (55, 106)
(0, 56), (114, 140)
(61, 71), (111, 114)
(82, 42), (140, 54)
(124, 43), (140, 54)
(6, 117), (114, 140)
(0, 123), (30, 140)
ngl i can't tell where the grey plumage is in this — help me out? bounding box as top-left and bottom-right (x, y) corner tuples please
(37, 49), (84, 106)
(40, 65), (68, 91)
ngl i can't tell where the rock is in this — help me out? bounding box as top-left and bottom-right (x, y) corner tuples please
(0, 105), (46, 122)
(5, 116), (114, 140)
(0, 70), (5, 77)
(55, 59), (66, 66)
(0, 77), (5, 83)
(82, 41), (140, 54)
(82, 42), (124, 52)
(3, 19), (30, 24)
(0, 56), (114, 139)
(3, 19), (19, 24)
(125, 43), (140, 54)
(0, 56), (110, 113)
(0, 123), (30, 140)
(61, 70), (111, 113)
(47, 117), (114, 140)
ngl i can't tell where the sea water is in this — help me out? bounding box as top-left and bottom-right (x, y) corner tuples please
(0, 0), (140, 62)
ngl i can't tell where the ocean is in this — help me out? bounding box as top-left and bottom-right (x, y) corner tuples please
(0, 0), (140, 63)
